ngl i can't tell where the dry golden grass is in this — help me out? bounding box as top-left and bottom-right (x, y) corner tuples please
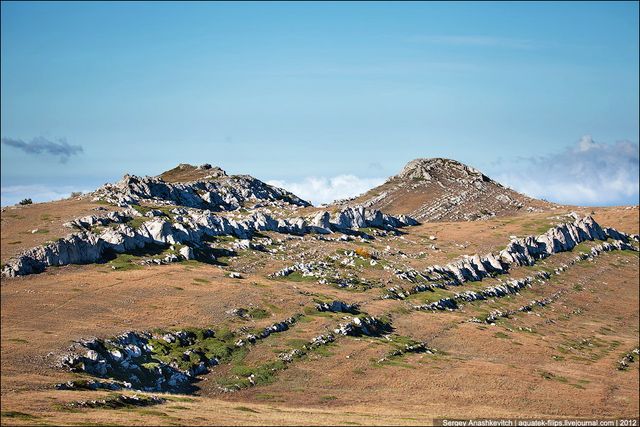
(0, 197), (118, 263)
(1, 201), (638, 425)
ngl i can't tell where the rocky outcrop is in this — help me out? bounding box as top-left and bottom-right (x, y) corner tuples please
(333, 316), (393, 337)
(398, 158), (487, 182)
(337, 158), (549, 222)
(234, 316), (299, 347)
(454, 273), (548, 303)
(64, 394), (165, 409)
(413, 298), (458, 311)
(386, 219), (638, 301)
(378, 341), (436, 363)
(64, 209), (139, 230)
(271, 261), (332, 279)
(1, 206), (417, 278)
(383, 271), (450, 300)
(481, 290), (565, 324)
(315, 300), (359, 314)
(329, 206), (418, 230)
(416, 239), (637, 313)
(3, 232), (107, 277)
(309, 211), (332, 234)
(220, 332), (338, 393)
(270, 257), (378, 290)
(58, 331), (199, 393)
(618, 348), (639, 371)
(57, 318), (299, 393)
(93, 169), (311, 210)
(277, 333), (336, 364)
(422, 216), (636, 286)
(415, 274), (545, 311)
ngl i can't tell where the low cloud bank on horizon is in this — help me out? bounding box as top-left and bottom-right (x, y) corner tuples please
(1, 136), (83, 163)
(1, 184), (91, 207)
(269, 136), (639, 207)
(1, 136), (637, 208)
(267, 175), (385, 206)
(495, 136), (639, 207)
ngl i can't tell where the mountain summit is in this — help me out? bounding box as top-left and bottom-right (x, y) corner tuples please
(336, 158), (551, 221)
(93, 163), (311, 210)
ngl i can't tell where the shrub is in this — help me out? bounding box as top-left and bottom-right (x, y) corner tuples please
(354, 247), (372, 258)
(18, 198), (32, 205)
(70, 191), (83, 198)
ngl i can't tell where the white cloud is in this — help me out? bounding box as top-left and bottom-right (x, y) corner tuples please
(495, 136), (639, 206)
(267, 175), (385, 206)
(1, 184), (91, 207)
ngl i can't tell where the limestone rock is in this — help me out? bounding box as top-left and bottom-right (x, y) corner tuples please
(337, 158), (547, 222)
(178, 246), (194, 260)
(316, 300), (359, 314)
(92, 168), (311, 210)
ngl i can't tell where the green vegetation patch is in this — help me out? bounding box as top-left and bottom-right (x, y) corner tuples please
(140, 327), (243, 372)
(1, 411), (38, 420)
(279, 271), (316, 282)
(494, 332), (511, 339)
(234, 406), (260, 413)
(247, 308), (270, 319)
(219, 360), (287, 389)
(107, 253), (144, 271)
(406, 286), (453, 304)
(540, 371), (569, 383)
(216, 334), (338, 390)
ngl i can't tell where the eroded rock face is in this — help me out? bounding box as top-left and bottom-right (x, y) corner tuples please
(316, 300), (359, 314)
(383, 217), (638, 302)
(58, 331), (196, 393)
(64, 394), (165, 410)
(398, 158), (488, 182)
(413, 298), (458, 311)
(57, 318), (299, 393)
(328, 206), (418, 231)
(417, 239), (637, 313)
(422, 216), (637, 287)
(339, 157), (548, 222)
(2, 232), (107, 277)
(93, 171), (311, 210)
(64, 209), (139, 230)
(453, 275), (540, 303)
(1, 206), (417, 278)
(310, 211), (331, 234)
(333, 316), (392, 337)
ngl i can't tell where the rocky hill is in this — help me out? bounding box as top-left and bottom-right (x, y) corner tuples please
(336, 158), (551, 222)
(93, 163), (311, 210)
(1, 159), (638, 425)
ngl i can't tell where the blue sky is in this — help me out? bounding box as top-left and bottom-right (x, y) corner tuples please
(1, 1), (638, 206)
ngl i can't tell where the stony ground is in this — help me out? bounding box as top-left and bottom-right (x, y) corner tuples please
(1, 197), (638, 425)
(340, 158), (552, 222)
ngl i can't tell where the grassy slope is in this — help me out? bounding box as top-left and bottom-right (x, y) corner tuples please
(0, 205), (638, 425)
